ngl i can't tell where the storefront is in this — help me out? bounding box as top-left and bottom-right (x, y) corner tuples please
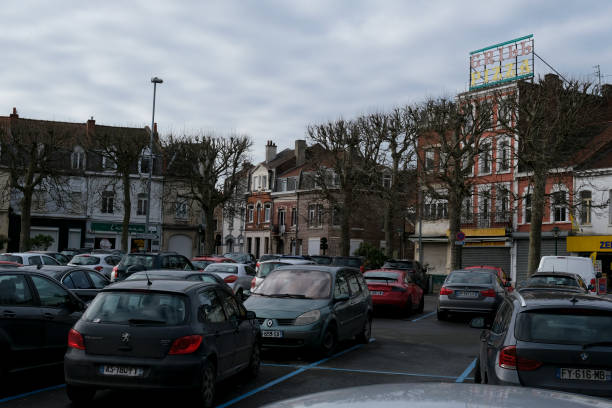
(459, 228), (512, 279)
(566, 235), (612, 293)
(88, 221), (161, 252)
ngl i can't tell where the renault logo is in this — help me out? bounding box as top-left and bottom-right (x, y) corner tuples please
(265, 319), (273, 327)
(120, 332), (131, 343)
(580, 352), (589, 361)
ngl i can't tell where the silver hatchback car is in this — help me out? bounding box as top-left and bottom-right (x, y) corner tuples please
(437, 269), (508, 320)
(204, 263), (255, 301)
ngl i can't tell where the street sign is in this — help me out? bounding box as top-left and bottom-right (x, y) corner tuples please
(131, 233), (158, 240)
(456, 231), (466, 241)
(455, 241), (465, 246)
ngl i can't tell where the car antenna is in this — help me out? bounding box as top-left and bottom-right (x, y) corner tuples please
(145, 271), (152, 286)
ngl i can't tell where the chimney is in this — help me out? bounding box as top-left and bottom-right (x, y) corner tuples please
(10, 107), (18, 118)
(295, 139), (306, 166)
(265, 140), (277, 163)
(87, 116), (95, 135)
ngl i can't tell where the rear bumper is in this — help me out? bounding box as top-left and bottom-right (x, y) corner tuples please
(64, 349), (202, 390)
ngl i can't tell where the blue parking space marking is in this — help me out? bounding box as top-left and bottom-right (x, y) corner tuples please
(411, 311), (435, 322)
(262, 363), (461, 380)
(216, 342), (369, 408)
(0, 384), (65, 404)
(455, 357), (477, 383)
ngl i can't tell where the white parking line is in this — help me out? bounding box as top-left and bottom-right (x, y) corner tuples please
(411, 311), (435, 322)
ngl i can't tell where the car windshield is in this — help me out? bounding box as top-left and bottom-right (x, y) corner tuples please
(516, 309), (612, 345)
(83, 291), (187, 325)
(192, 260), (212, 269)
(120, 255), (155, 268)
(258, 262), (288, 278)
(364, 271), (401, 283)
(70, 255), (101, 266)
(525, 275), (579, 287)
(383, 260), (414, 269)
(205, 264), (238, 274)
(447, 271), (493, 284)
(333, 257), (361, 268)
(224, 253), (247, 263)
(0, 255), (23, 263)
(259, 254), (280, 262)
(254, 270), (332, 299)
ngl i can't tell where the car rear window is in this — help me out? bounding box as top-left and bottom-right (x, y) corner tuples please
(516, 309), (612, 345)
(0, 255), (23, 263)
(334, 257), (362, 268)
(525, 275), (579, 287)
(253, 270), (332, 299)
(364, 271), (401, 283)
(120, 255), (155, 268)
(70, 255), (101, 266)
(205, 264), (238, 274)
(258, 262), (288, 278)
(83, 291), (187, 325)
(447, 271), (492, 284)
(383, 260), (414, 269)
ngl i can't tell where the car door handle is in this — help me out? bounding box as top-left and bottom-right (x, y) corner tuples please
(43, 313), (55, 320)
(3, 311), (16, 318)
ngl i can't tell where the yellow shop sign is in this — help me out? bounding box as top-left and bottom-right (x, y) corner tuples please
(566, 236), (612, 253)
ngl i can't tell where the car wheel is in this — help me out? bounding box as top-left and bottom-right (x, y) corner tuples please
(200, 360), (216, 408)
(356, 315), (372, 344)
(320, 326), (338, 357)
(245, 342), (261, 378)
(474, 357), (482, 384)
(436, 308), (448, 321)
(66, 385), (96, 405)
(404, 296), (413, 317)
(417, 295), (424, 313)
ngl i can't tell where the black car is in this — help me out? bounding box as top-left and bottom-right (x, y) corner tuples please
(64, 279), (260, 406)
(111, 252), (197, 282)
(517, 272), (591, 294)
(381, 259), (429, 292)
(0, 269), (87, 378)
(125, 270), (228, 286)
(22, 265), (110, 302)
(472, 290), (612, 398)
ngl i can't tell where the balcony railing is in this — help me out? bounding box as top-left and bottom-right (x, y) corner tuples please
(461, 211), (512, 229)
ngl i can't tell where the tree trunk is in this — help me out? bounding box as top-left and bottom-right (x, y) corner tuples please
(19, 188), (33, 251)
(204, 206), (216, 255)
(448, 189), (461, 271)
(384, 204), (393, 257)
(121, 174), (131, 252)
(340, 186), (352, 256)
(527, 172), (547, 276)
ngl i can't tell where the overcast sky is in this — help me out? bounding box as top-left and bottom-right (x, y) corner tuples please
(3, 1), (612, 160)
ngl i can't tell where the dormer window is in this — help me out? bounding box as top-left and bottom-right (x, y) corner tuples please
(102, 153), (117, 170)
(140, 148), (152, 174)
(71, 146), (85, 170)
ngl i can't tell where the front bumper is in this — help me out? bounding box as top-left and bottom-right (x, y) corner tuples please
(258, 321), (324, 349)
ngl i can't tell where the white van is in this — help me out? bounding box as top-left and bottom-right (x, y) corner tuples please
(537, 256), (600, 293)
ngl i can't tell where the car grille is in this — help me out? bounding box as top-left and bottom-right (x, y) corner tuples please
(256, 318), (295, 326)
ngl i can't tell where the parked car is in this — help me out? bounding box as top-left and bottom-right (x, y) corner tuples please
(64, 279), (260, 406)
(245, 265), (372, 355)
(22, 265), (110, 302)
(310, 255), (333, 265)
(437, 269), (508, 321)
(0, 252), (60, 266)
(464, 265), (512, 291)
(472, 290), (612, 398)
(363, 269), (424, 315)
(537, 256), (600, 294)
(28, 251), (71, 265)
(204, 263), (255, 300)
(110, 252), (197, 282)
(191, 256), (236, 271)
(381, 259), (429, 292)
(61, 248), (92, 261)
(0, 269), (87, 379)
(0, 261), (23, 268)
(517, 272), (591, 294)
(68, 253), (122, 279)
(126, 270), (228, 286)
(223, 252), (256, 268)
(252, 259), (317, 290)
(331, 256), (365, 273)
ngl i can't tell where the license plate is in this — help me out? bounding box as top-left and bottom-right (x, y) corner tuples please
(371, 291), (385, 296)
(456, 291), (478, 298)
(262, 330), (283, 338)
(558, 368), (612, 381)
(100, 365), (144, 377)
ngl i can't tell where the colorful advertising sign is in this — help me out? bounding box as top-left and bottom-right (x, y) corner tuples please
(469, 34), (534, 90)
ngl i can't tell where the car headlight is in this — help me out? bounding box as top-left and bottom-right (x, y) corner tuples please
(294, 309), (321, 326)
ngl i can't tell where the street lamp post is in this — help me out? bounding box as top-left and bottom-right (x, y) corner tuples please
(145, 77), (163, 250)
(552, 226), (560, 256)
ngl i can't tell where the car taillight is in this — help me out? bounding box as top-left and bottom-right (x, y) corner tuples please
(480, 289), (496, 297)
(68, 329), (85, 350)
(224, 275), (238, 283)
(439, 287), (453, 295)
(251, 277), (256, 289)
(94, 266), (103, 272)
(168, 335), (202, 355)
(498, 346), (542, 371)
(111, 265), (118, 281)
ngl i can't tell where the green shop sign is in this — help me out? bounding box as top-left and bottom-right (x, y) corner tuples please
(91, 222), (145, 234)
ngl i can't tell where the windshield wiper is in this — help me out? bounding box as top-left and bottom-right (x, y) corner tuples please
(582, 341), (612, 349)
(128, 318), (166, 325)
(269, 293), (308, 299)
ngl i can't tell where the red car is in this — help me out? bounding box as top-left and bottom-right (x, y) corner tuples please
(464, 265), (513, 291)
(0, 260), (23, 268)
(364, 269), (424, 315)
(191, 256), (236, 270)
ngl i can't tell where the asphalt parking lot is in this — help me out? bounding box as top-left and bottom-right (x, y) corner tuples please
(0, 295), (481, 407)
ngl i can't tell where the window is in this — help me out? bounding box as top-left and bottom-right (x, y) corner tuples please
(219, 291), (244, 322)
(580, 190), (592, 225)
(101, 191), (114, 214)
(382, 174), (392, 189)
(198, 290), (226, 323)
(317, 204), (323, 226)
(609, 190), (612, 224)
(140, 149), (152, 174)
(248, 205), (254, 223)
(264, 203), (271, 222)
(291, 207), (297, 226)
(278, 209), (286, 226)
(137, 193), (148, 216)
(497, 136), (511, 172)
(439, 150), (448, 173)
(87, 271), (108, 289)
(33, 189), (46, 212)
(70, 191), (82, 213)
(31, 276), (71, 308)
(461, 195), (473, 223)
(496, 186), (510, 222)
(64, 271), (91, 289)
(437, 201), (448, 219)
(334, 274), (350, 299)
(461, 147), (474, 176)
(424, 149), (435, 171)
(479, 141), (492, 174)
(524, 193), (532, 224)
(552, 191), (567, 222)
(71, 146), (85, 170)
(479, 188), (491, 227)
(257, 203), (262, 223)
(332, 206), (341, 226)
(347, 273), (362, 296)
(0, 275), (33, 306)
(101, 154), (116, 170)
(262, 176), (267, 190)
(175, 199), (187, 220)
(308, 204), (316, 227)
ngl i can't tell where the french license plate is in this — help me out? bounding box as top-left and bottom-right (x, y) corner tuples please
(371, 291), (385, 296)
(262, 330), (283, 338)
(456, 291), (478, 298)
(100, 365), (144, 377)
(558, 368), (611, 381)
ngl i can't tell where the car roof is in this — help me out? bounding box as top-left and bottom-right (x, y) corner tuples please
(511, 290), (612, 310)
(105, 279), (211, 293)
(260, 259), (315, 265)
(124, 252), (178, 256)
(530, 271), (580, 278)
(273, 264), (357, 276)
(130, 269), (204, 277)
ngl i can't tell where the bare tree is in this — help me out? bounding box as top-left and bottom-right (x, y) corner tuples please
(497, 76), (606, 275)
(163, 133), (252, 255)
(0, 118), (77, 250)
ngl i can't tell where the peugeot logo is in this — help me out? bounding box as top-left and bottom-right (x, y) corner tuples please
(580, 352), (589, 361)
(265, 319), (273, 328)
(120, 332), (131, 343)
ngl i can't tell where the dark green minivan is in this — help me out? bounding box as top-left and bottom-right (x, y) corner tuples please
(244, 265), (372, 355)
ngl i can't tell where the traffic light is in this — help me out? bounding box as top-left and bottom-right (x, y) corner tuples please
(320, 237), (328, 251)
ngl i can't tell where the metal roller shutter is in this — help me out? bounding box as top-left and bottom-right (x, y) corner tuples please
(461, 247), (511, 278)
(516, 238), (568, 284)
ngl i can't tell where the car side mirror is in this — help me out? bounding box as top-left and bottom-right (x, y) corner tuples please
(334, 293), (349, 303)
(469, 317), (486, 329)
